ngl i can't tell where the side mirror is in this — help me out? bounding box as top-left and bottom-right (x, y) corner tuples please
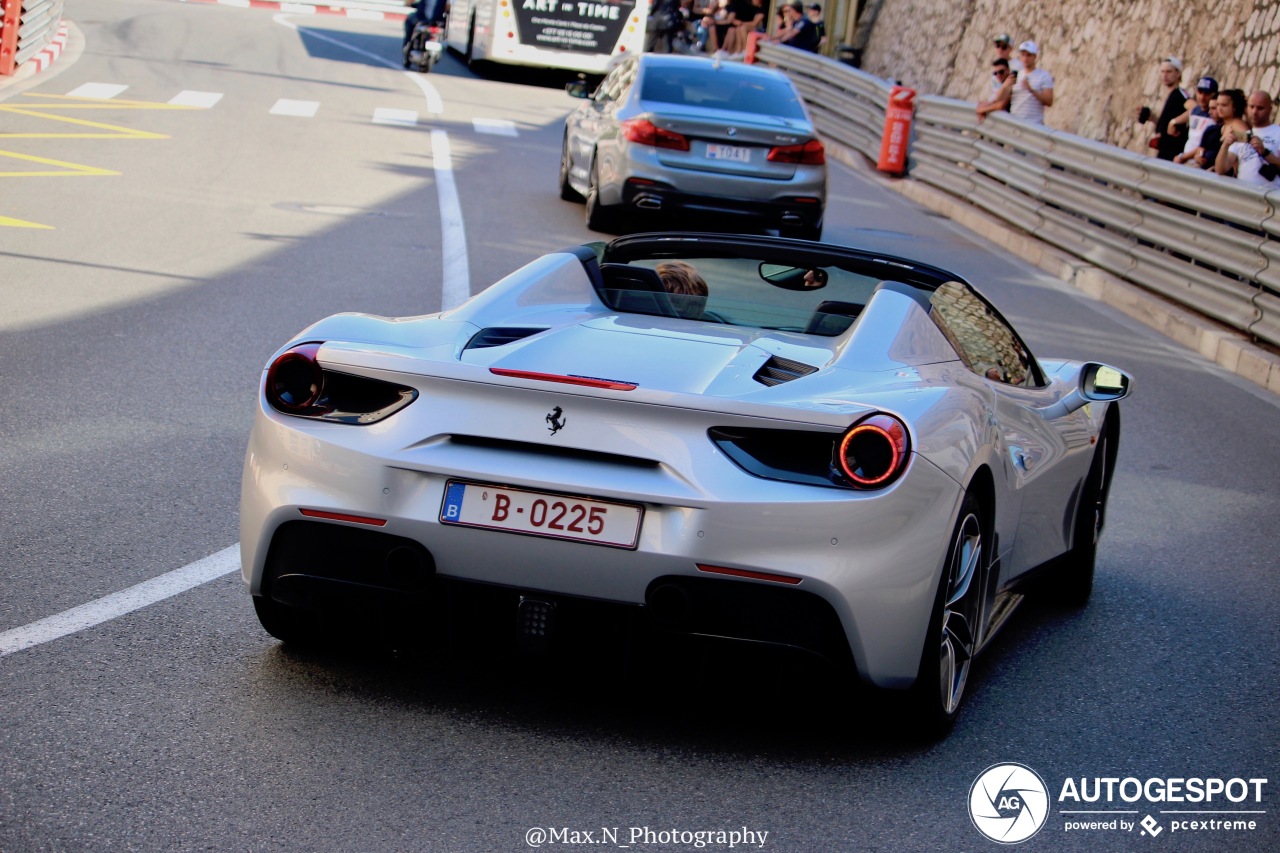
(1038, 362), (1132, 419)
(1081, 362), (1130, 401)
(565, 78), (590, 99)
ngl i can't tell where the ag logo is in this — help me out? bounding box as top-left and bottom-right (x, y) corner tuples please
(969, 763), (1050, 844)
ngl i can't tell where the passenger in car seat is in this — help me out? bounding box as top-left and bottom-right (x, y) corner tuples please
(656, 261), (709, 319)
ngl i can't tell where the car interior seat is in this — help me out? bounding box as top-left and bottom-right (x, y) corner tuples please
(804, 300), (862, 335)
(599, 263), (680, 318)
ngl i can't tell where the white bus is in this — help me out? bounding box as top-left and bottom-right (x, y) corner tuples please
(444, 0), (651, 75)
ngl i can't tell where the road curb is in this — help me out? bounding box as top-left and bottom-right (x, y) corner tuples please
(824, 139), (1280, 398)
(0, 19), (79, 96)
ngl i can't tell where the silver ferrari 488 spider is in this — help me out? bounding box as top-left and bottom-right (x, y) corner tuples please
(241, 233), (1131, 733)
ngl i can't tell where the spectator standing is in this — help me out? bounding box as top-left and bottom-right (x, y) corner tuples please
(807, 4), (826, 49)
(992, 34), (1023, 77)
(1203, 88), (1248, 171)
(1136, 57), (1191, 160)
(976, 58), (1013, 118)
(1172, 77), (1218, 166)
(775, 1), (820, 52)
(1009, 41), (1054, 124)
(1216, 90), (1280, 188)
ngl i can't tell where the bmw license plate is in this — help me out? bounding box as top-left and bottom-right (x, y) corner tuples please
(439, 480), (643, 549)
(706, 143), (751, 162)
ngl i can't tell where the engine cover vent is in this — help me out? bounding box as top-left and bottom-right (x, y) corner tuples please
(753, 355), (818, 386)
(464, 327), (547, 351)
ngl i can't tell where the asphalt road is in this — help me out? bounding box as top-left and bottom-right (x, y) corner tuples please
(1, 2), (1277, 850)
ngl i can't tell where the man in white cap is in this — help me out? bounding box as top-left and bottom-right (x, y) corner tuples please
(1009, 40), (1054, 124)
(1136, 57), (1191, 160)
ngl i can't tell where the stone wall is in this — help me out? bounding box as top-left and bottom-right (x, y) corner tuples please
(856, 0), (1276, 153)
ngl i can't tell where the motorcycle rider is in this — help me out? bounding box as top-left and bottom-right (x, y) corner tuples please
(403, 0), (447, 46)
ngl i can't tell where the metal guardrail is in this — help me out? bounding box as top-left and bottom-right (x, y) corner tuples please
(757, 41), (1280, 348)
(0, 0), (63, 73)
(15, 0), (62, 64)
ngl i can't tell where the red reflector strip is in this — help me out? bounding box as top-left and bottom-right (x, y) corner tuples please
(299, 509), (388, 527)
(489, 368), (637, 391)
(696, 564), (803, 585)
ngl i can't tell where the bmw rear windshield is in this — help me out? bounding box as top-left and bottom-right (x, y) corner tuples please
(638, 65), (808, 120)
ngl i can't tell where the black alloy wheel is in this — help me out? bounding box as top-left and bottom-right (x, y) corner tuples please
(584, 156), (618, 233)
(908, 491), (988, 735)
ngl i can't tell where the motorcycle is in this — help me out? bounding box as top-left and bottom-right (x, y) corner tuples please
(402, 20), (443, 73)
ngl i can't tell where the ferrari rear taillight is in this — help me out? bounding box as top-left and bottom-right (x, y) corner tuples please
(265, 343), (418, 424)
(768, 139), (825, 165)
(621, 118), (690, 151)
(266, 343), (324, 413)
(835, 413), (910, 489)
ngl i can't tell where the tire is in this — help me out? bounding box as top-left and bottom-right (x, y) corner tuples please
(559, 134), (583, 201)
(584, 157), (619, 233)
(907, 491), (988, 736)
(1049, 431), (1111, 607)
(253, 595), (330, 649)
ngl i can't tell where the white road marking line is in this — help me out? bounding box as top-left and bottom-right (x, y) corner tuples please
(0, 546), (240, 658)
(272, 14), (462, 299)
(66, 83), (129, 99)
(473, 118), (517, 137)
(372, 107), (418, 126)
(402, 70), (443, 115)
(432, 129), (470, 309)
(169, 90), (224, 108)
(273, 13), (443, 114)
(270, 98), (320, 116)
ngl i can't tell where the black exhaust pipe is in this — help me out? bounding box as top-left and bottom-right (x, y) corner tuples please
(646, 582), (693, 630)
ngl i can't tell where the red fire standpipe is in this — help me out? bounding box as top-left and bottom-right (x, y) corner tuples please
(876, 86), (916, 176)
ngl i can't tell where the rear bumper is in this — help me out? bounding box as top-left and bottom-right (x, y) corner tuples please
(257, 519), (853, 664)
(619, 179), (824, 231)
(241, 403), (963, 688)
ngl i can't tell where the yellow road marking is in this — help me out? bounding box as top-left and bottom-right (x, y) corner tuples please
(1, 93), (206, 227)
(0, 213), (54, 229)
(0, 149), (121, 177)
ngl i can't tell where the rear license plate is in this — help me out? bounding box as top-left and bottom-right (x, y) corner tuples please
(439, 480), (643, 549)
(706, 143), (751, 162)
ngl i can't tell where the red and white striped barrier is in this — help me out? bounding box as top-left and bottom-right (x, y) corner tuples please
(25, 20), (68, 74)
(182, 0), (407, 20)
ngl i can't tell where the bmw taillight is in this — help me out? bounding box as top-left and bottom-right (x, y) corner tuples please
(768, 139), (826, 165)
(621, 118), (690, 151)
(264, 343), (418, 425)
(835, 413), (910, 489)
